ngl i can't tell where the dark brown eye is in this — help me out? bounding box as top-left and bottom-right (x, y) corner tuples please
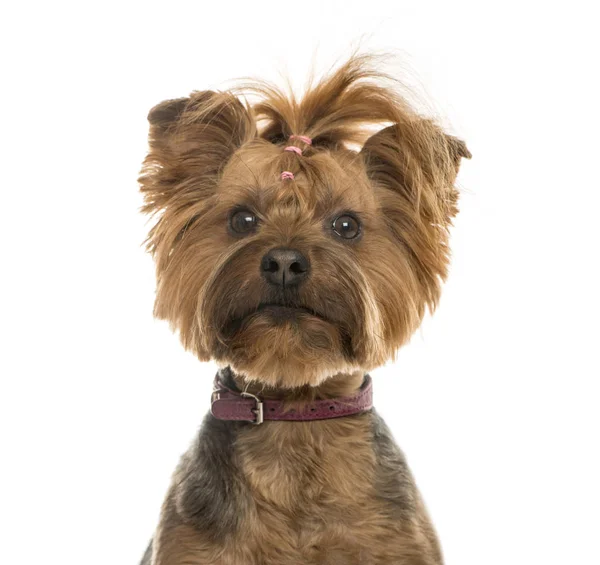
(230, 209), (258, 235)
(332, 214), (360, 239)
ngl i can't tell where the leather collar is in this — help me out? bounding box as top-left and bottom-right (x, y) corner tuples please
(210, 368), (373, 424)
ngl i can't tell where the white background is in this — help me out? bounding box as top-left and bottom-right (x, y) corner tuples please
(1, 1), (599, 564)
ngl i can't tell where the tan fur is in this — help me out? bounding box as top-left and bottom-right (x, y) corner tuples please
(233, 418), (431, 565)
(139, 54), (469, 565)
(153, 415), (441, 565)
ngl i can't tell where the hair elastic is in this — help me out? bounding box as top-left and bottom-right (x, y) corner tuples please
(284, 146), (303, 156)
(289, 135), (312, 145)
(280, 171), (295, 180)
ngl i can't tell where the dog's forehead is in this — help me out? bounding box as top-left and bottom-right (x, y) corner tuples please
(218, 145), (376, 215)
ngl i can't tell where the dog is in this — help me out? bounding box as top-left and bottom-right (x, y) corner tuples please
(138, 54), (470, 565)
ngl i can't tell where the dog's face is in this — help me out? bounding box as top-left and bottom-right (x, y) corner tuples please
(140, 61), (469, 387)
(161, 143), (402, 388)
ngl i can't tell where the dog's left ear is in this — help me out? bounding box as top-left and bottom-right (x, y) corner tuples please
(361, 121), (470, 306)
(361, 121), (470, 226)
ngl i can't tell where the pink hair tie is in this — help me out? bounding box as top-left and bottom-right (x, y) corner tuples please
(280, 171), (295, 180)
(289, 135), (312, 145)
(284, 146), (303, 156)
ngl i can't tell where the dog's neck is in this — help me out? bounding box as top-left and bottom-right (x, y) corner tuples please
(228, 368), (366, 401)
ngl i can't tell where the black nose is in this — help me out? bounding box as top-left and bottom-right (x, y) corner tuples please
(261, 248), (309, 288)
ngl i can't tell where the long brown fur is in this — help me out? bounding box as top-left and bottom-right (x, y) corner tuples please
(139, 54), (469, 564)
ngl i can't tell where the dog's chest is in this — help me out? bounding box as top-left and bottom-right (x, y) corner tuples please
(166, 412), (434, 565)
(224, 415), (409, 564)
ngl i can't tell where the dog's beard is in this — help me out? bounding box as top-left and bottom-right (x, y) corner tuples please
(219, 308), (358, 387)
(192, 242), (388, 388)
(200, 292), (385, 388)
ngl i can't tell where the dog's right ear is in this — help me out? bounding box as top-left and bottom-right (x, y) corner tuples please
(140, 90), (256, 216)
(145, 90), (255, 157)
(147, 97), (189, 130)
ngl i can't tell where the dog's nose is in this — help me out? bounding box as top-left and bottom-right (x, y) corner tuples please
(261, 248), (309, 288)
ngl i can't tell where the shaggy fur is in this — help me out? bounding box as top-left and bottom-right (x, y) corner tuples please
(139, 55), (469, 564)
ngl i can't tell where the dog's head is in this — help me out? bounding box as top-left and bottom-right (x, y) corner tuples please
(139, 56), (470, 387)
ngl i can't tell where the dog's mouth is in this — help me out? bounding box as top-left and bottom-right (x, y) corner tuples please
(255, 303), (326, 321)
(218, 301), (355, 360)
(221, 301), (330, 337)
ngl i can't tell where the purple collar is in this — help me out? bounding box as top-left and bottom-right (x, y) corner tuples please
(210, 369), (373, 425)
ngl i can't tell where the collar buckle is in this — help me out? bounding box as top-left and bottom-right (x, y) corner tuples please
(241, 390), (264, 425)
(211, 388), (222, 404)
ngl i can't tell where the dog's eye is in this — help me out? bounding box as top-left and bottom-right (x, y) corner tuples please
(332, 214), (361, 239)
(230, 209), (258, 235)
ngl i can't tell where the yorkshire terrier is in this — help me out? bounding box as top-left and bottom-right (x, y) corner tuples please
(138, 55), (470, 565)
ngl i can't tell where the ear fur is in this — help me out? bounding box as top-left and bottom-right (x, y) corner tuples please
(361, 122), (470, 307)
(139, 90), (256, 220)
(361, 122), (470, 225)
(147, 97), (189, 130)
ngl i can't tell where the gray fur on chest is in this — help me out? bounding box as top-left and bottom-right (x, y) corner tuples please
(371, 409), (419, 517)
(170, 408), (417, 545)
(173, 414), (249, 541)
